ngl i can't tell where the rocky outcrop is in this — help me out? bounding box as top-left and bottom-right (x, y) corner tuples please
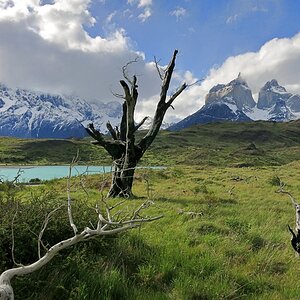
(257, 79), (292, 109)
(205, 73), (256, 110)
(268, 99), (293, 122)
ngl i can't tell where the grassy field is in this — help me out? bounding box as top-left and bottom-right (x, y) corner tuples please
(1, 121), (300, 299)
(2, 120), (300, 167)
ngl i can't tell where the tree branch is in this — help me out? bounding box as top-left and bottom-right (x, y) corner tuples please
(154, 56), (164, 80)
(135, 116), (149, 131)
(277, 186), (300, 253)
(137, 49), (187, 154)
(106, 121), (118, 140)
(67, 157), (79, 236)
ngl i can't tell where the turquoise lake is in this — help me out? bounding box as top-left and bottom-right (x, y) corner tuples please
(0, 165), (113, 182)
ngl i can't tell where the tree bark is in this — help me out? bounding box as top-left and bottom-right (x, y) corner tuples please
(86, 50), (187, 198)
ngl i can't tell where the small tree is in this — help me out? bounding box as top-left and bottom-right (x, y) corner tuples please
(86, 50), (187, 198)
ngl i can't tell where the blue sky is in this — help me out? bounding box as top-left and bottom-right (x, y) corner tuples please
(88, 0), (300, 77)
(0, 0), (300, 123)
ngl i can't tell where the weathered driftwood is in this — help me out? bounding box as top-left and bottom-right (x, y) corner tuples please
(86, 50), (187, 198)
(277, 185), (300, 254)
(0, 167), (162, 300)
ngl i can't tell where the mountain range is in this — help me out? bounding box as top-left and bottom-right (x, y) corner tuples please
(0, 83), (122, 138)
(0, 75), (300, 138)
(169, 74), (300, 131)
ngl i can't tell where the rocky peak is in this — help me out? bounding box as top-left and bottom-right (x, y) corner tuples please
(257, 79), (292, 109)
(205, 73), (255, 110)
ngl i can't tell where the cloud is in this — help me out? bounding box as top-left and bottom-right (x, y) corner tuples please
(170, 6), (187, 20)
(137, 32), (300, 124)
(155, 32), (300, 124)
(226, 14), (239, 24)
(0, 0), (165, 104)
(106, 10), (117, 23)
(226, 0), (269, 25)
(202, 33), (300, 97)
(127, 0), (152, 22)
(1, 0), (299, 127)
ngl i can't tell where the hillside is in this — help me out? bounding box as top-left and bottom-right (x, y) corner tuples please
(2, 121), (300, 299)
(2, 120), (300, 167)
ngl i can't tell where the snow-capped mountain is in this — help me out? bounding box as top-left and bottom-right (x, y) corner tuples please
(169, 76), (300, 131)
(0, 83), (122, 138)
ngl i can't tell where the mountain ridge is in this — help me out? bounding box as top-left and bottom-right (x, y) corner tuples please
(0, 83), (122, 138)
(169, 76), (300, 131)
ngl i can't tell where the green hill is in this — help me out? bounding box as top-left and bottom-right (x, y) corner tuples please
(1, 120), (300, 166)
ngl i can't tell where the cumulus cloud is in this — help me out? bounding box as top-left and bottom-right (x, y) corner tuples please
(1, 0), (299, 126)
(201, 33), (300, 99)
(155, 32), (300, 124)
(170, 6), (187, 20)
(0, 0), (191, 125)
(0, 0), (163, 104)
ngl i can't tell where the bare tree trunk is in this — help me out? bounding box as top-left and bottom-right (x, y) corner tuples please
(86, 50), (187, 198)
(108, 160), (136, 198)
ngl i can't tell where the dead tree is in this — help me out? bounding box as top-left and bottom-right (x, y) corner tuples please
(86, 50), (187, 198)
(0, 166), (162, 300)
(277, 185), (300, 254)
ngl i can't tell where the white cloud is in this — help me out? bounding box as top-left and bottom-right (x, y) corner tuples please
(137, 0), (152, 8)
(137, 32), (300, 124)
(170, 7), (187, 20)
(1, 0), (299, 127)
(156, 32), (300, 123)
(226, 14), (239, 24)
(127, 0), (152, 22)
(226, 0), (269, 25)
(202, 33), (300, 97)
(106, 10), (117, 23)
(138, 6), (151, 22)
(0, 0), (163, 103)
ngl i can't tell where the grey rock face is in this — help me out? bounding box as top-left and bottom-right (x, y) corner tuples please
(205, 74), (255, 110)
(257, 79), (292, 109)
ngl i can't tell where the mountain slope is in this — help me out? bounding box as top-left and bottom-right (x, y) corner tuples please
(168, 102), (251, 131)
(0, 84), (122, 138)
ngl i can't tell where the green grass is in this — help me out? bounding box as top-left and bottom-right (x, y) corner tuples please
(2, 120), (300, 299)
(2, 120), (300, 166)
(1, 163), (300, 299)
(0, 137), (110, 165)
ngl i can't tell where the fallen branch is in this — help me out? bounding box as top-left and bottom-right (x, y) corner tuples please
(0, 166), (162, 300)
(277, 185), (300, 254)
